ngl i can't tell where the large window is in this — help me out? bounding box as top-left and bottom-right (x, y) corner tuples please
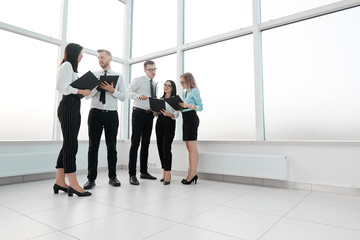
(0, 30), (58, 141)
(184, 36), (256, 140)
(184, 0), (252, 43)
(132, 0), (177, 58)
(129, 55), (177, 140)
(0, 0), (62, 38)
(2, 0), (359, 142)
(262, 7), (360, 140)
(261, 0), (340, 22)
(67, 0), (125, 58)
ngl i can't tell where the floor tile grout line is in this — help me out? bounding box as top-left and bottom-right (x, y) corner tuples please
(178, 196), (245, 223)
(0, 200), (74, 223)
(5, 197), (95, 216)
(283, 190), (360, 231)
(166, 222), (247, 240)
(57, 209), (130, 231)
(92, 193), (172, 210)
(26, 229), (81, 240)
(127, 207), (245, 239)
(19, 214), (67, 233)
(126, 208), (181, 224)
(208, 204), (285, 218)
(166, 185), (257, 206)
(93, 197), (171, 210)
(18, 199), (128, 234)
(256, 190), (312, 240)
(214, 186), (298, 217)
(141, 223), (181, 240)
(300, 199), (360, 211)
(285, 216), (360, 233)
(127, 199), (228, 226)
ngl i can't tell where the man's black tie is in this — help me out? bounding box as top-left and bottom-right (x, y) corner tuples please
(150, 79), (154, 98)
(99, 70), (107, 104)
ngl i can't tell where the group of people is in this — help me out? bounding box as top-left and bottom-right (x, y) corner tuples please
(53, 43), (203, 197)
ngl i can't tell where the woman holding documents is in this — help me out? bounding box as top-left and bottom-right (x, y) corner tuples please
(54, 43), (92, 197)
(155, 80), (179, 185)
(178, 72), (203, 185)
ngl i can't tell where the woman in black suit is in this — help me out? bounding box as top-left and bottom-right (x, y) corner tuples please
(53, 43), (92, 197)
(155, 80), (179, 185)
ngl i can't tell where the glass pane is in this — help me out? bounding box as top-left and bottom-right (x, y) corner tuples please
(0, 30), (58, 140)
(262, 7), (360, 140)
(261, 0), (340, 22)
(184, 36), (256, 140)
(67, 0), (124, 58)
(0, 0), (62, 38)
(132, 0), (177, 58)
(77, 53), (123, 141)
(185, 0), (252, 43)
(129, 55), (177, 140)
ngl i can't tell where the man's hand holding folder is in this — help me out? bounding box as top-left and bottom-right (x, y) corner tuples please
(97, 75), (119, 93)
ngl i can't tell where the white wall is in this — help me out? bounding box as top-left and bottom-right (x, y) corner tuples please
(118, 140), (360, 188)
(1, 141), (360, 190)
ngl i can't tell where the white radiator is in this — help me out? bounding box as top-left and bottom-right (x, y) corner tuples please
(198, 152), (287, 180)
(0, 152), (58, 177)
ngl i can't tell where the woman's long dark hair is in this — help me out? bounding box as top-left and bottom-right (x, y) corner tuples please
(161, 80), (177, 99)
(60, 43), (83, 73)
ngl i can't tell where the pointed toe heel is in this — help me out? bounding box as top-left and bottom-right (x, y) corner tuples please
(67, 186), (92, 197)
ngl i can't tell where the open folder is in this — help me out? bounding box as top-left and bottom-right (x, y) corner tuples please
(70, 71), (99, 90)
(149, 98), (165, 113)
(164, 95), (185, 110)
(99, 75), (119, 88)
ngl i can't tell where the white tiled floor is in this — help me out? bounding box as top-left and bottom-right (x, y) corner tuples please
(1, 170), (360, 240)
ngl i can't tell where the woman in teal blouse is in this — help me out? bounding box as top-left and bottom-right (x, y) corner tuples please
(179, 72), (203, 184)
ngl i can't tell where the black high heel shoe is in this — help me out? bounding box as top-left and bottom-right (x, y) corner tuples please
(181, 175), (198, 185)
(160, 178), (165, 182)
(67, 186), (92, 197)
(164, 175), (171, 185)
(53, 184), (68, 194)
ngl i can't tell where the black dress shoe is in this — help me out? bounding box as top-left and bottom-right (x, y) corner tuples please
(129, 176), (139, 185)
(140, 172), (157, 180)
(67, 187), (92, 197)
(83, 180), (96, 190)
(109, 178), (121, 187)
(53, 184), (68, 194)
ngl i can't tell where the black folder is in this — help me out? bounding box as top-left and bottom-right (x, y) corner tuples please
(99, 75), (119, 88)
(70, 71), (99, 90)
(149, 98), (165, 113)
(164, 95), (185, 110)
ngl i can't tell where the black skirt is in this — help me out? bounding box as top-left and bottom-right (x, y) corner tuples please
(182, 110), (199, 141)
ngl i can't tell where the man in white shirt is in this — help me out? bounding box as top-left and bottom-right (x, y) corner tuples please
(83, 49), (126, 190)
(126, 60), (158, 185)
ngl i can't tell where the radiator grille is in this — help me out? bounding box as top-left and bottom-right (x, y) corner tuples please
(198, 152), (287, 180)
(0, 152), (58, 177)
